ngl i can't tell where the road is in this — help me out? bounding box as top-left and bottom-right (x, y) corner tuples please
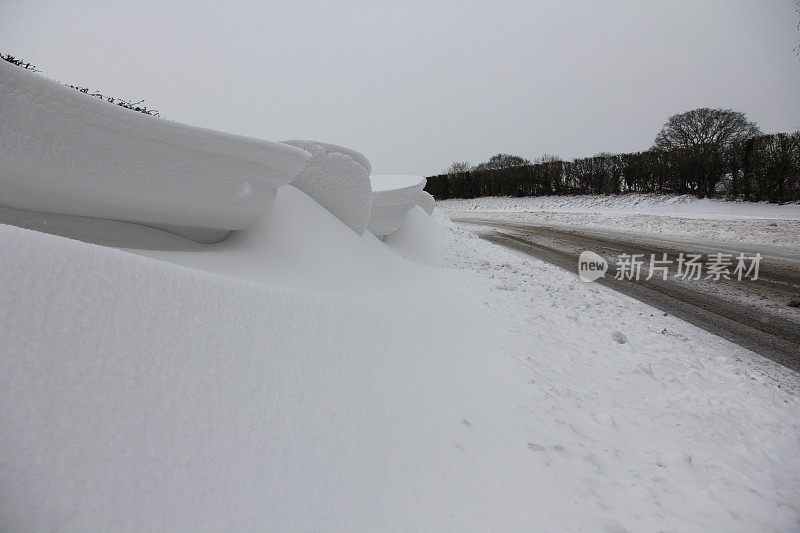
(453, 216), (800, 373)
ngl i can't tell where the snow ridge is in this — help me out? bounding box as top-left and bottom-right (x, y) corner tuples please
(0, 61), (309, 241)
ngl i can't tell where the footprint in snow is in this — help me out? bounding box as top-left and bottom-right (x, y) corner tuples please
(611, 330), (628, 344)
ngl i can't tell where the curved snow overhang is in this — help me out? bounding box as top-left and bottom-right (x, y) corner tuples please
(367, 175), (427, 237)
(281, 140), (373, 235)
(416, 191), (436, 215)
(0, 61), (310, 241)
(282, 139), (372, 176)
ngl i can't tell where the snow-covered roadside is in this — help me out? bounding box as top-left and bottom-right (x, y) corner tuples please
(435, 212), (800, 530)
(440, 194), (800, 249)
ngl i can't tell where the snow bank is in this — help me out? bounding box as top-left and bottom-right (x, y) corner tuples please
(367, 175), (427, 237)
(0, 62), (309, 240)
(132, 186), (422, 293)
(0, 198), (515, 531)
(281, 140), (372, 234)
(385, 205), (445, 266)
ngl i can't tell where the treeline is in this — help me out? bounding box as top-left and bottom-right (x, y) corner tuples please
(425, 132), (800, 203)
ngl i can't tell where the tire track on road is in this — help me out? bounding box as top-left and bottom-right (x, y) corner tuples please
(455, 217), (800, 373)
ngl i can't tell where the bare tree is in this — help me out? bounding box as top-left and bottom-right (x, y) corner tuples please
(474, 153), (531, 171)
(533, 153), (562, 164)
(654, 108), (761, 150)
(445, 161), (472, 174)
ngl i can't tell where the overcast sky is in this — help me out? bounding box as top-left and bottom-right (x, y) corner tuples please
(3, 0), (799, 175)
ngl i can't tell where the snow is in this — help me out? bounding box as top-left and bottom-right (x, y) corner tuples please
(436, 215), (800, 530)
(441, 194), (800, 249)
(367, 175), (427, 237)
(130, 185), (421, 293)
(384, 205), (446, 266)
(416, 190), (436, 215)
(290, 152), (371, 235)
(0, 186), (525, 531)
(3, 198), (798, 530)
(281, 140), (373, 234)
(370, 173), (425, 192)
(0, 61), (309, 241)
(440, 193), (800, 220)
(282, 139), (372, 175)
(0, 203), (205, 250)
(2, 64), (798, 531)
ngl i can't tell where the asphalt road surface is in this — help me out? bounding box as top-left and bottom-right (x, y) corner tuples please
(453, 216), (800, 373)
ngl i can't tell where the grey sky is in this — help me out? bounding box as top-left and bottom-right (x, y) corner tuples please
(3, 0), (799, 176)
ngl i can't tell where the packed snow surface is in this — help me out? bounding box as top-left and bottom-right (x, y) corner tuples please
(0, 61), (309, 239)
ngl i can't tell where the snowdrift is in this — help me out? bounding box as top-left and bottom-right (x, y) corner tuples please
(0, 64), (437, 244)
(367, 175), (428, 237)
(384, 205), (445, 265)
(0, 203), (207, 251)
(132, 186), (426, 291)
(0, 63), (464, 532)
(2, 61), (797, 531)
(281, 140), (373, 234)
(0, 61), (309, 242)
(0, 188), (500, 531)
(282, 139), (372, 175)
(416, 191), (436, 215)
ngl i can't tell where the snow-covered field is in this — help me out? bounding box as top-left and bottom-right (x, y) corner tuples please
(2, 65), (800, 531)
(441, 194), (800, 249)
